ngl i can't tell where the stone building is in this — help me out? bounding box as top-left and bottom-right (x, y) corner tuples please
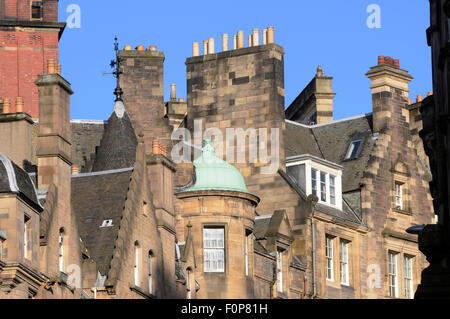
(0, 0), (435, 299)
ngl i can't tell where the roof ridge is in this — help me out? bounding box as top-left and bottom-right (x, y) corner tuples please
(285, 113), (373, 129)
(72, 167), (134, 178)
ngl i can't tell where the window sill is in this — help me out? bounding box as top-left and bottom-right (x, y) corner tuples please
(392, 207), (413, 216)
(129, 284), (155, 299)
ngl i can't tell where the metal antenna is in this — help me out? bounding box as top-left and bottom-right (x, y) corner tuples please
(110, 36), (124, 101)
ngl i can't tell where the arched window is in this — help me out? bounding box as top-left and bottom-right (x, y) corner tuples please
(148, 250), (154, 295)
(134, 241), (141, 287)
(59, 228), (65, 273)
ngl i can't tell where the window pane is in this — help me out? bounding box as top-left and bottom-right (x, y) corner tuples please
(311, 169), (317, 196)
(320, 172), (327, 202)
(204, 228), (225, 272)
(330, 175), (336, 205)
(346, 140), (362, 159)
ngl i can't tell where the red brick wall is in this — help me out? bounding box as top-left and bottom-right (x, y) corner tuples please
(0, 29), (59, 118)
(1, 0), (58, 21)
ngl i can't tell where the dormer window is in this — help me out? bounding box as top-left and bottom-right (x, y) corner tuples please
(345, 139), (362, 160)
(31, 1), (43, 20)
(287, 155), (343, 209)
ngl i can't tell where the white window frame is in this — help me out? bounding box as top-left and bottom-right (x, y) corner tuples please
(311, 169), (318, 197)
(395, 182), (403, 210)
(203, 228), (225, 273)
(134, 245), (140, 287)
(59, 232), (64, 273)
(0, 240), (3, 260)
(245, 235), (249, 276)
(276, 250), (283, 293)
(403, 255), (414, 299)
(148, 253), (153, 295)
(286, 158), (343, 209)
(326, 236), (334, 281)
(340, 240), (349, 286)
(388, 252), (399, 298)
(23, 216), (30, 260)
(330, 175), (336, 206)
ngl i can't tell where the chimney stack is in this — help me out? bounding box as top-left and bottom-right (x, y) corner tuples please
(170, 84), (177, 102)
(366, 56), (413, 133)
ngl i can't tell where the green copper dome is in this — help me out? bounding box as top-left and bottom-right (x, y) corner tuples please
(184, 140), (249, 194)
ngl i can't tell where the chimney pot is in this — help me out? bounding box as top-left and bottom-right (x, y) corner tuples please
(203, 40), (209, 55)
(170, 83), (177, 102)
(263, 29), (268, 45)
(427, 91), (433, 96)
(15, 97), (24, 113)
(208, 38), (215, 54)
(222, 34), (229, 52)
(178, 98), (185, 102)
(408, 98), (412, 105)
(124, 45), (132, 51)
(416, 95), (423, 103)
(192, 42), (200, 56)
(378, 56), (385, 65)
(153, 140), (160, 155)
(47, 59), (57, 74)
(233, 35), (237, 50)
(248, 34), (253, 48)
(267, 26), (274, 44)
(237, 31), (244, 49)
(393, 59), (400, 68)
(72, 165), (80, 175)
(136, 45), (145, 51)
(252, 28), (259, 46)
(3, 98), (11, 113)
(149, 45), (157, 52)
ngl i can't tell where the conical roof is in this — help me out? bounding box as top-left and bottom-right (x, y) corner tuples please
(184, 140), (249, 193)
(91, 100), (137, 172)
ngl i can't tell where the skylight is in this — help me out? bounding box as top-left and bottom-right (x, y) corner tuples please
(345, 140), (362, 159)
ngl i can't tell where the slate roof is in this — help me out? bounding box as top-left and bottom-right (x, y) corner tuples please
(285, 120), (322, 158)
(91, 108), (138, 172)
(71, 168), (133, 276)
(71, 120), (106, 172)
(311, 114), (375, 192)
(254, 216), (272, 240)
(0, 153), (42, 211)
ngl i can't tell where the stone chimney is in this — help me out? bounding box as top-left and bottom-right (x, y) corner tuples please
(146, 138), (177, 294)
(366, 56), (413, 133)
(0, 96), (34, 169)
(285, 66), (336, 125)
(35, 62), (73, 189)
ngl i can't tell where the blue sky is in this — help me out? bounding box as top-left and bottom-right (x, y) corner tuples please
(58, 1), (432, 120)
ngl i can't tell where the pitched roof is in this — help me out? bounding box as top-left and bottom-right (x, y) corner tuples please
(71, 168), (133, 275)
(284, 120), (323, 158)
(310, 114), (375, 192)
(91, 103), (138, 172)
(0, 153), (42, 211)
